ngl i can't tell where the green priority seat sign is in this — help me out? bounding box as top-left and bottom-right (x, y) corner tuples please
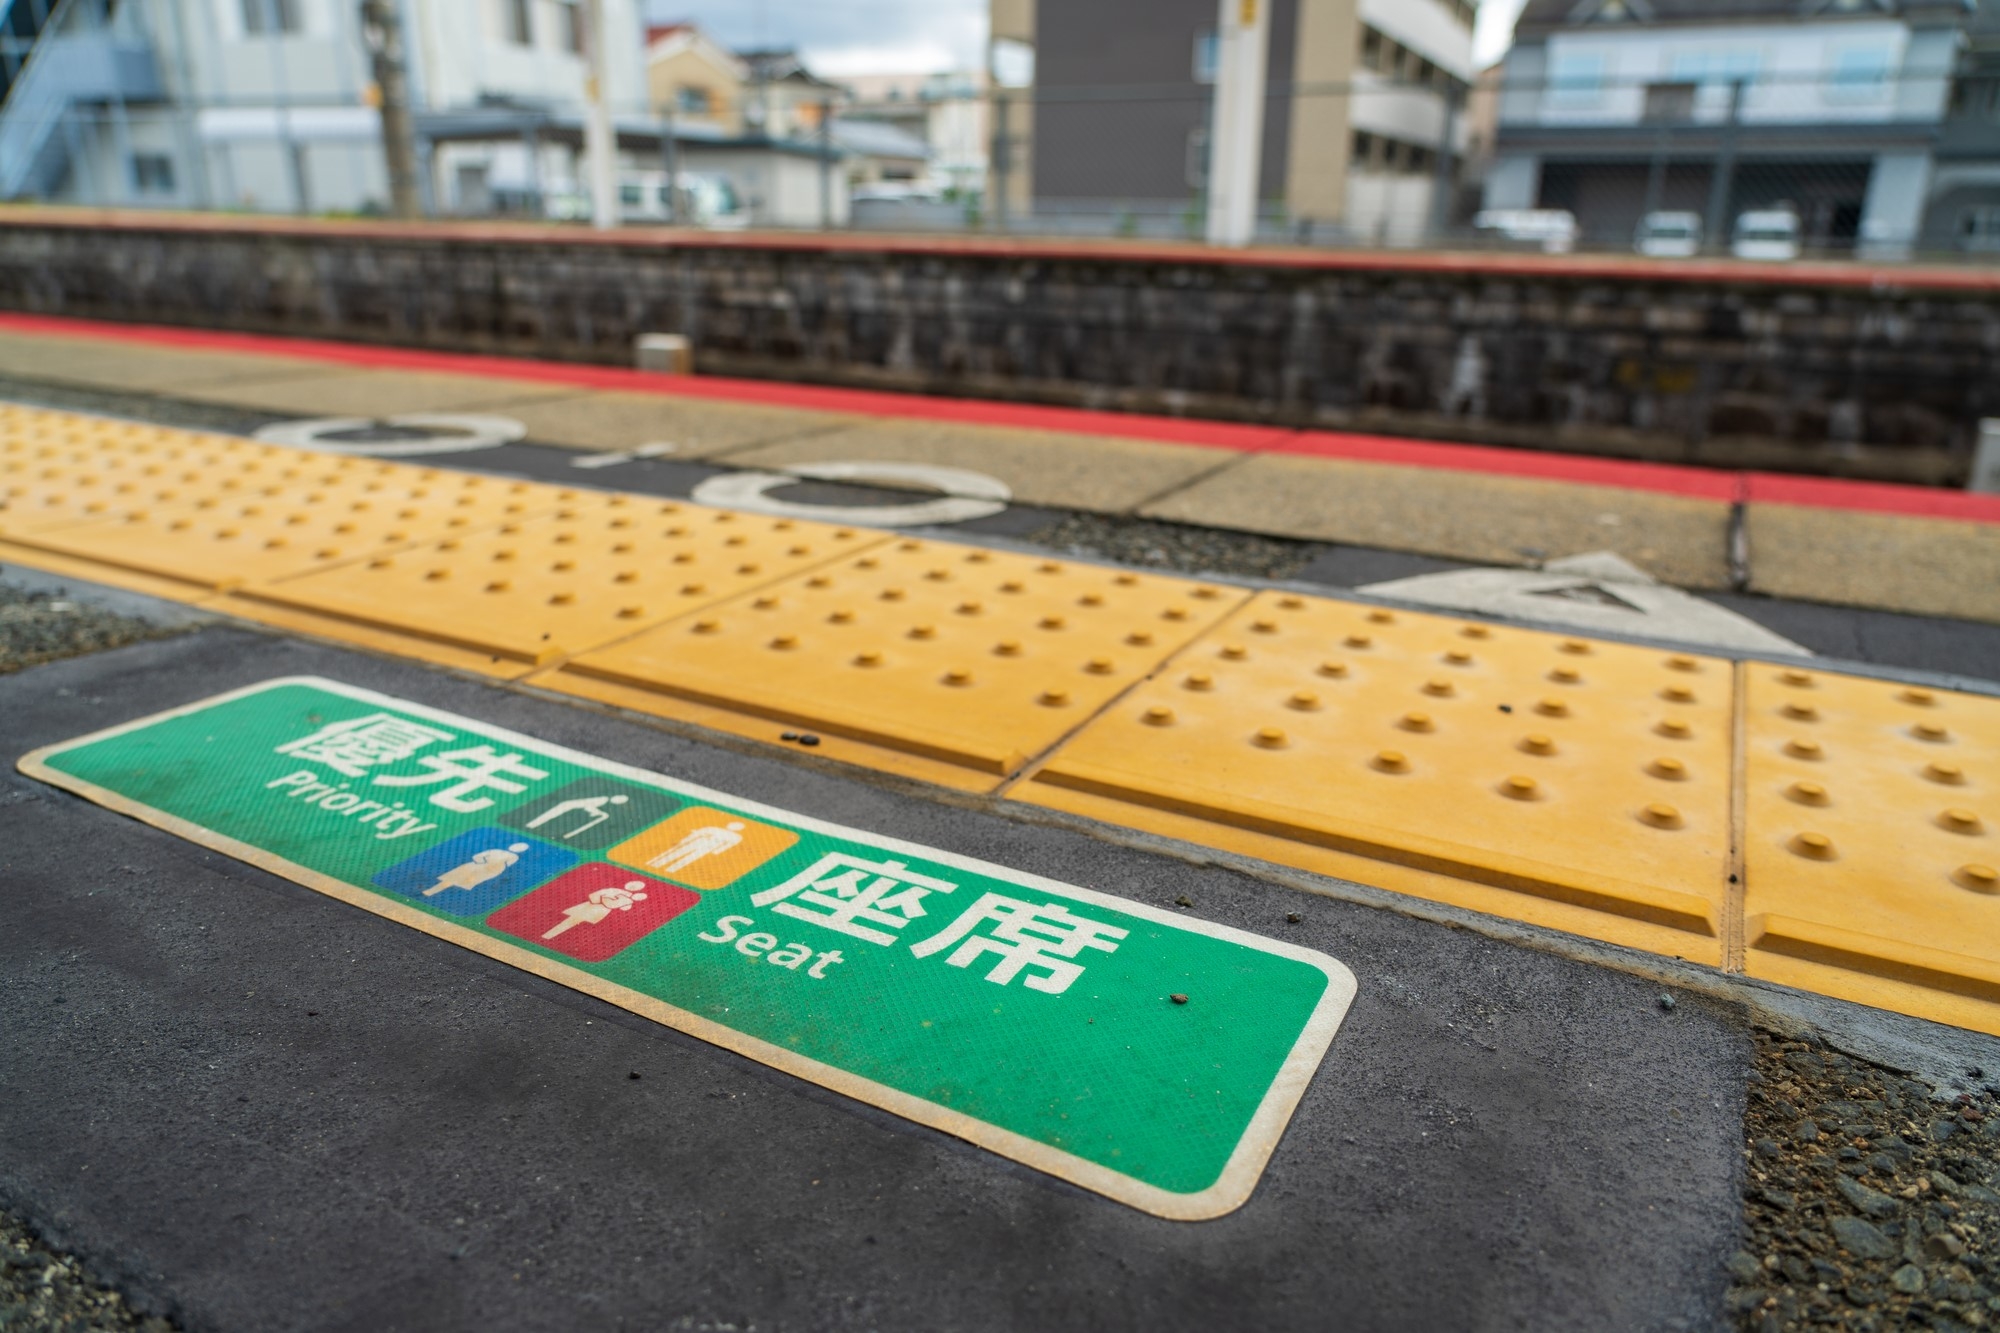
(19, 677), (1355, 1219)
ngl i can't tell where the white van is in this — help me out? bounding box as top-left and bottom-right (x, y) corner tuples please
(1635, 211), (1703, 258)
(1731, 210), (1802, 261)
(616, 171), (748, 229)
(1472, 209), (1580, 254)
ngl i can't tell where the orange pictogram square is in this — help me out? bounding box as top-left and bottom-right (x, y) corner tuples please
(607, 806), (798, 889)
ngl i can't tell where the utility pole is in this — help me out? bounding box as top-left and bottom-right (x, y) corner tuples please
(1204, 0), (1270, 247)
(359, 0), (421, 218)
(1703, 79), (1745, 253)
(582, 0), (618, 230)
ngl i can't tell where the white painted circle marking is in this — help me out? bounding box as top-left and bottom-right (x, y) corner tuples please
(690, 461), (1011, 527)
(253, 413), (527, 457)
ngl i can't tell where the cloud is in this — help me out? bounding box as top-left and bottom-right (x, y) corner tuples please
(643, 0), (986, 72)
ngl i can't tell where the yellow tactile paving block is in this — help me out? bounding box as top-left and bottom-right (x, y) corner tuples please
(1742, 664), (2000, 1031)
(545, 539), (1251, 791)
(1016, 593), (1732, 961)
(13, 452), (562, 598)
(1, 408), (228, 537)
(234, 496), (885, 678)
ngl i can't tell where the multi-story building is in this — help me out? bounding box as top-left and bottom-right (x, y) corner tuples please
(1486, 0), (2000, 256)
(0, 0), (646, 216)
(986, 0), (1477, 241)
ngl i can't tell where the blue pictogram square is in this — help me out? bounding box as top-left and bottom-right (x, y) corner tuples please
(372, 828), (577, 918)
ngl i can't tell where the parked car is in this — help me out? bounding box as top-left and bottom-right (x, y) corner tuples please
(1635, 210), (1703, 258)
(618, 171), (748, 229)
(1472, 209), (1579, 254)
(1731, 209), (1802, 262)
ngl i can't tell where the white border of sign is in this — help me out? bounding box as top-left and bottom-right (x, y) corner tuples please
(20, 676), (1356, 1221)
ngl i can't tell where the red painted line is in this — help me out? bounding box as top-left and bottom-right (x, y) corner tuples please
(5, 206), (1999, 294)
(1744, 472), (2000, 524)
(1269, 429), (1745, 502)
(3, 309), (1993, 526)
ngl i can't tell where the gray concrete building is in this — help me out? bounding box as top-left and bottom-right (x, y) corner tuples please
(1486, 0), (2000, 257)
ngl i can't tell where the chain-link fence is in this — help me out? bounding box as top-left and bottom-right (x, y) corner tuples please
(7, 67), (2000, 262)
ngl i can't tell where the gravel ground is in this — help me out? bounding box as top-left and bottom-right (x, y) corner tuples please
(1733, 1030), (2000, 1331)
(0, 1213), (173, 1333)
(1025, 511), (1322, 581)
(0, 581), (182, 675)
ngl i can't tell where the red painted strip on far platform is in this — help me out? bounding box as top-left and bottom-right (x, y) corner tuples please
(2, 309), (1993, 526)
(1743, 471), (2000, 524)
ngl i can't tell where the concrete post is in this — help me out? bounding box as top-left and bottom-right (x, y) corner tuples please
(1204, 0), (1270, 248)
(1973, 420), (2000, 495)
(582, 0), (618, 231)
(818, 97), (834, 230)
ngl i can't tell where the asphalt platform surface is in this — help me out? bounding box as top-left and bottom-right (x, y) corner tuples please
(1, 628), (1752, 1333)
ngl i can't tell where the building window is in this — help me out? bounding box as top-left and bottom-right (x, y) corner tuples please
(1186, 127), (1209, 188)
(498, 0), (532, 45)
(1642, 81), (1698, 122)
(240, 0), (302, 35)
(1193, 28), (1218, 84)
(1962, 205), (2000, 252)
(1828, 46), (1891, 101)
(132, 154), (175, 193)
(1548, 52), (1607, 108)
(1360, 27), (1384, 71)
(1351, 130), (1374, 170)
(559, 0), (584, 54)
(676, 86), (713, 116)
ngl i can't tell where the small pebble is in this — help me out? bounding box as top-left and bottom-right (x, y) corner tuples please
(1170, 994), (1189, 1005)
(1658, 993), (1676, 1012)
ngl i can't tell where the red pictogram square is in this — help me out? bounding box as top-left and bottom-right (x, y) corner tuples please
(486, 863), (700, 963)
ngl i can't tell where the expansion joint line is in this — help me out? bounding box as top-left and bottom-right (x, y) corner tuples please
(1723, 658), (1749, 974)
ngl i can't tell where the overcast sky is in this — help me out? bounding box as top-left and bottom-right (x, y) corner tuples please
(643, 0), (1528, 76)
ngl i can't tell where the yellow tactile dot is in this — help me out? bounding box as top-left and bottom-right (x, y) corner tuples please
(1499, 774), (1541, 801)
(1657, 717), (1693, 739)
(1126, 631), (1154, 646)
(1662, 685), (1698, 704)
(1559, 639), (1592, 656)
(1648, 757), (1689, 781)
(1912, 722), (1952, 743)
(1220, 643), (1248, 660)
(1422, 678), (1455, 698)
(1641, 803), (1684, 829)
(1460, 625), (1491, 640)
(1443, 650), (1474, 666)
(1667, 655), (1699, 672)
(771, 634), (799, 650)
(1940, 809), (1986, 835)
(909, 625), (937, 640)
(1251, 618), (1279, 634)
(1398, 711), (1435, 733)
(1787, 781), (1830, 806)
(1318, 660), (1349, 678)
(994, 640), (1022, 657)
(1925, 762), (1966, 785)
(1536, 698), (1571, 718)
(1785, 739), (1825, 760)
(1254, 727), (1289, 749)
(1957, 865), (2000, 894)
(1288, 690), (1321, 711)
(942, 669), (973, 687)
(1040, 689), (1071, 707)
(1142, 706), (1175, 726)
(1345, 634), (1373, 649)
(1372, 749), (1411, 773)
(1549, 667), (1582, 685)
(1184, 671), (1214, 691)
(1086, 657), (1116, 675)
(1900, 688), (1937, 707)
(1519, 734), (1556, 756)
(1367, 610), (1395, 624)
(1780, 669), (1815, 688)
(854, 650), (883, 667)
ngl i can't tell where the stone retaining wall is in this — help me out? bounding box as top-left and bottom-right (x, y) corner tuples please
(0, 214), (1994, 484)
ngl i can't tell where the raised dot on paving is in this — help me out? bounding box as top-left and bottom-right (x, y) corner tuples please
(1016, 591), (1732, 961)
(1741, 665), (2000, 1028)
(234, 493), (879, 676)
(546, 538), (1250, 789)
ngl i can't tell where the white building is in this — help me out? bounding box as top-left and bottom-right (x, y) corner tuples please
(0, 0), (647, 216)
(1486, 0), (1999, 256)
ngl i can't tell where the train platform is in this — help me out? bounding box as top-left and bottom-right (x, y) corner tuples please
(3, 318), (1999, 1331)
